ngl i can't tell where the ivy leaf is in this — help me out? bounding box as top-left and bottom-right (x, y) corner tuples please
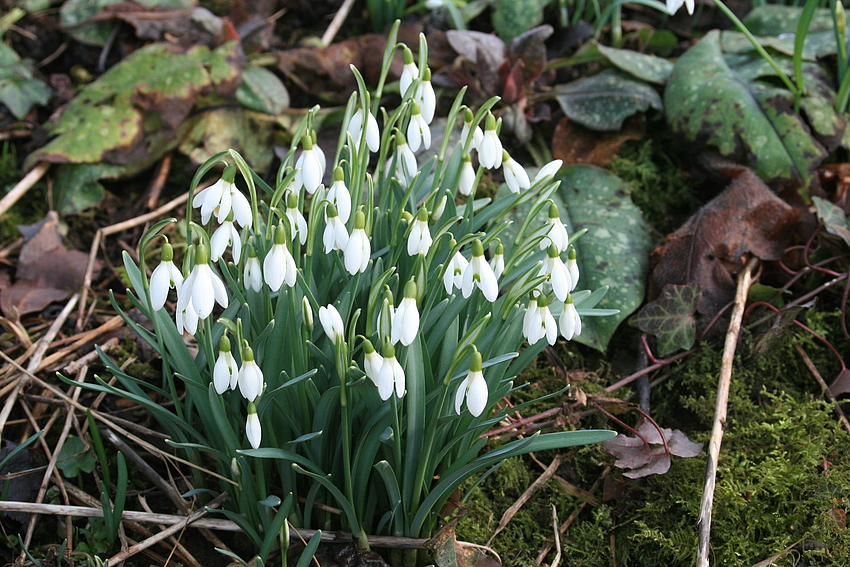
(812, 196), (850, 249)
(56, 436), (97, 478)
(0, 45), (51, 119)
(630, 282), (700, 356)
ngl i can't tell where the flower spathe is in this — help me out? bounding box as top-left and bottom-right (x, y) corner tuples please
(378, 341), (405, 400)
(391, 279), (419, 346)
(462, 239), (499, 302)
(344, 210), (370, 275)
(533, 159), (563, 185)
(246, 402), (261, 449)
(149, 242), (183, 311)
(177, 244), (228, 320)
(238, 345), (264, 402)
(560, 294), (582, 341)
(407, 206), (432, 256)
(455, 348), (488, 417)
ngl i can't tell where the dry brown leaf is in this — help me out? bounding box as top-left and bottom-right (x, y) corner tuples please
(602, 420), (703, 479)
(552, 115), (644, 167)
(648, 163), (801, 315)
(1, 212), (99, 319)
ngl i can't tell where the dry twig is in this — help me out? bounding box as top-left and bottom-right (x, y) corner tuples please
(794, 342), (850, 435)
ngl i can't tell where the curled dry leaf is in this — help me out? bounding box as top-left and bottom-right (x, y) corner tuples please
(648, 162), (802, 316)
(602, 420), (704, 479)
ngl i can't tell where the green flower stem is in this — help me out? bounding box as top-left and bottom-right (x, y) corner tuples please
(390, 394), (405, 530)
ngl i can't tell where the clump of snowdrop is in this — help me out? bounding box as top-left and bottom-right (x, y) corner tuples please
(115, 25), (616, 562)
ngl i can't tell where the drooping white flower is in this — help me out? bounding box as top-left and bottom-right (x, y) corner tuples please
(326, 166), (352, 223)
(389, 132), (418, 188)
(458, 154), (476, 196)
(407, 101), (431, 152)
(566, 246), (579, 291)
(538, 244), (572, 303)
(345, 210), (370, 275)
(176, 297), (199, 335)
(213, 334), (238, 394)
(478, 113), (502, 169)
(348, 107), (380, 153)
(210, 215), (242, 263)
(243, 246), (263, 292)
(149, 242), (183, 311)
(311, 131), (327, 176)
(522, 293), (539, 340)
(460, 107), (483, 152)
(391, 279), (419, 346)
(490, 241), (505, 280)
(319, 304), (345, 344)
(295, 134), (324, 194)
(417, 66), (436, 123)
(323, 203), (349, 253)
(502, 150), (530, 194)
(462, 239), (499, 302)
(192, 165), (252, 227)
(455, 348), (488, 417)
(666, 0), (694, 16)
(443, 240), (468, 294)
(263, 225), (298, 291)
(560, 294), (582, 341)
(378, 341), (406, 400)
(238, 345), (264, 402)
(407, 206), (432, 256)
(177, 244), (229, 320)
(362, 338), (382, 386)
(246, 402), (261, 449)
(285, 192), (308, 245)
(539, 201), (570, 253)
(399, 46), (419, 97)
(525, 294), (557, 345)
(533, 159), (563, 185)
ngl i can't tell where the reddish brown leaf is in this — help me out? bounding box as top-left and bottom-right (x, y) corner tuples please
(90, 3), (200, 43)
(602, 420), (703, 479)
(552, 115), (644, 167)
(445, 30), (505, 95)
(828, 367), (850, 398)
(504, 24), (553, 86)
(648, 163), (802, 315)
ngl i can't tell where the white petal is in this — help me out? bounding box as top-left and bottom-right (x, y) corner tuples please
(246, 412), (261, 449)
(455, 377), (470, 414)
(378, 358), (394, 400)
(214, 353), (233, 394)
(466, 372), (488, 417)
(393, 358), (406, 398)
(149, 262), (172, 311)
(230, 188), (252, 228)
(263, 246), (285, 291)
(550, 261), (572, 303)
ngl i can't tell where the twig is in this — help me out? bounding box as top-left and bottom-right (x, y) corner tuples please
(696, 257), (759, 567)
(487, 455), (562, 546)
(145, 153), (172, 210)
(0, 161), (49, 216)
(793, 342), (850, 435)
(321, 0), (357, 46)
(549, 505), (562, 567)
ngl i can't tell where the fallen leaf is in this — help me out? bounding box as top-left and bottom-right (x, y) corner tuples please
(602, 420), (704, 479)
(648, 163), (802, 316)
(1, 212), (99, 318)
(551, 115), (644, 167)
(426, 518), (495, 567)
(751, 305), (805, 356)
(829, 367), (850, 398)
(0, 441), (39, 524)
(445, 30), (505, 95)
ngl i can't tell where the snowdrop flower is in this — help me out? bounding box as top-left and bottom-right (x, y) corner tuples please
(502, 150), (530, 194)
(238, 344), (264, 402)
(210, 214), (242, 263)
(462, 239), (499, 302)
(533, 159), (563, 185)
(362, 338), (382, 386)
(319, 304), (345, 344)
(213, 334), (238, 394)
(560, 294), (582, 341)
(478, 113), (502, 169)
(285, 192), (308, 245)
(667, 0), (694, 15)
(246, 403), (261, 449)
(149, 241), (183, 311)
(176, 298), (199, 335)
(378, 341), (405, 400)
(326, 166), (352, 223)
(407, 101), (431, 152)
(390, 132), (418, 187)
(566, 246), (579, 291)
(311, 130), (327, 175)
(539, 202), (569, 253)
(263, 225), (297, 291)
(458, 154), (476, 196)
(192, 165), (252, 227)
(407, 206), (432, 256)
(460, 107), (483, 152)
(443, 239), (468, 294)
(177, 244), (228, 320)
(417, 67), (436, 123)
(399, 46), (419, 97)
(522, 293), (539, 340)
(344, 210), (370, 275)
(243, 245), (263, 292)
(391, 279), (419, 346)
(295, 135), (324, 194)
(348, 106), (380, 153)
(525, 293), (558, 345)
(323, 203), (349, 253)
(455, 347), (488, 417)
(425, 0), (445, 7)
(538, 244), (572, 303)
(490, 241), (505, 280)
